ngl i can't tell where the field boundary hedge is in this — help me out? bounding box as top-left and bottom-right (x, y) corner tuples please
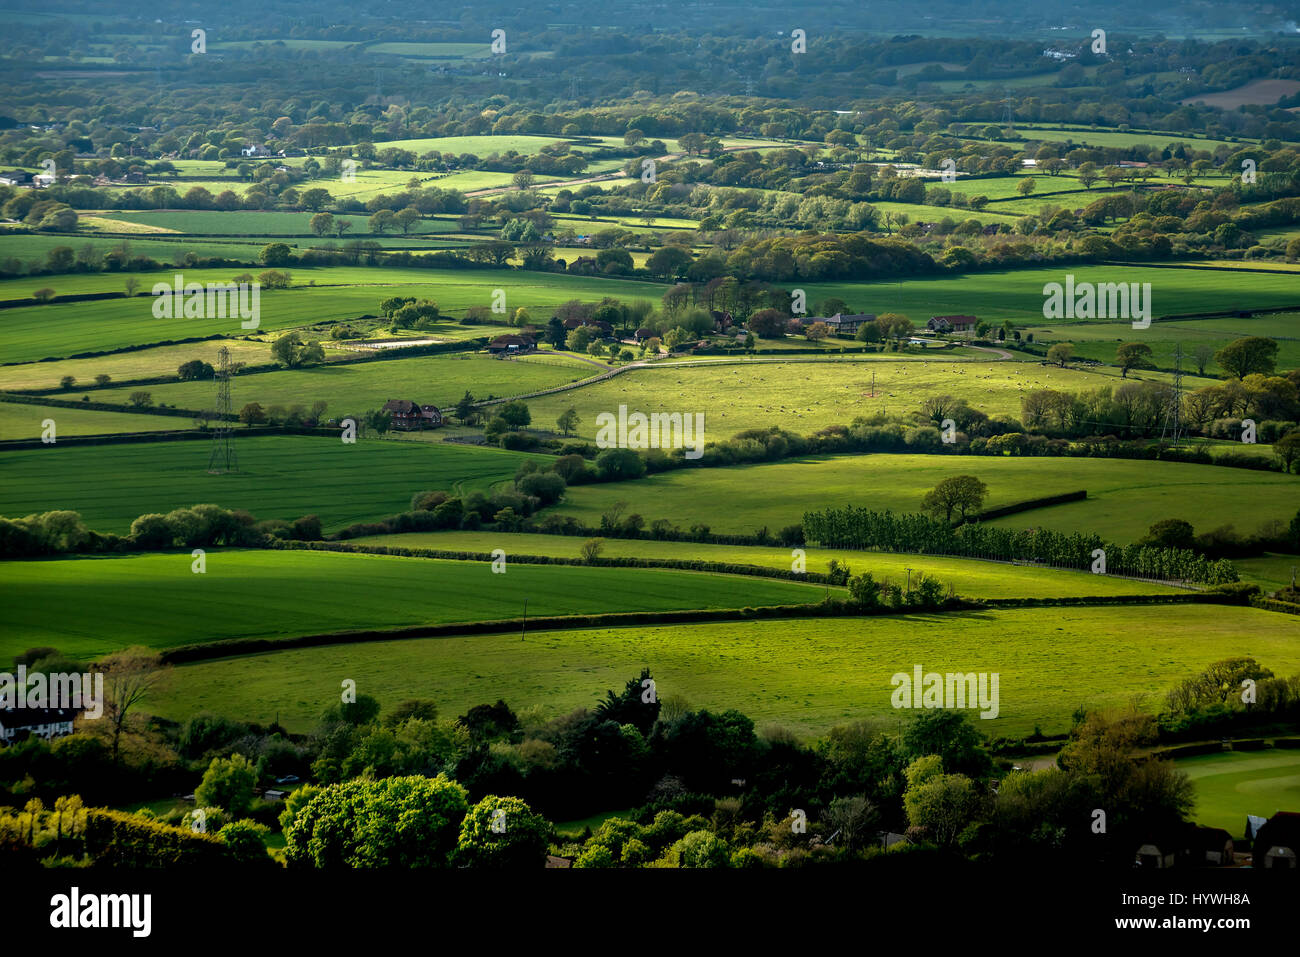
(0, 425), (339, 451)
(83, 808), (232, 866)
(1251, 596), (1300, 615)
(270, 538), (838, 584)
(972, 489), (1087, 522)
(157, 602), (856, 664)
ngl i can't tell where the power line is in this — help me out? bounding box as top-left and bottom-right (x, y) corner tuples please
(207, 346), (238, 474)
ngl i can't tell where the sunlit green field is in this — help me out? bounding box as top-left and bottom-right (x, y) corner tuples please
(89, 352), (597, 414)
(0, 401), (189, 439)
(0, 267), (665, 363)
(0, 549), (828, 659)
(0, 435), (539, 533)
(352, 530), (1184, 599)
(1176, 750), (1300, 835)
(550, 452), (1300, 542)
(518, 356), (1214, 442)
(140, 604), (1300, 736)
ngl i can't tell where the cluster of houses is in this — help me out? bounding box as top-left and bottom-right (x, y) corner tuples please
(1134, 812), (1300, 869)
(380, 399), (444, 431)
(0, 169), (55, 188)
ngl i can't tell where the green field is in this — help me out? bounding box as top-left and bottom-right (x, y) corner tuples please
(0, 435), (538, 533)
(0, 549), (829, 660)
(0, 340), (276, 392)
(1176, 750), (1300, 835)
(1028, 310), (1300, 371)
(139, 604), (1300, 736)
(0, 401), (189, 439)
(103, 210), (458, 236)
(352, 530), (1185, 598)
(550, 452), (1300, 542)
(517, 355), (1210, 442)
(90, 352), (598, 414)
(798, 265), (1300, 325)
(0, 267), (666, 363)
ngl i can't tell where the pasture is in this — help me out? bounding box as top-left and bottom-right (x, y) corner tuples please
(549, 452), (1300, 542)
(0, 401), (189, 439)
(352, 530), (1185, 599)
(0, 435), (539, 533)
(0, 549), (829, 660)
(89, 352), (598, 414)
(139, 604), (1300, 736)
(518, 355), (1202, 442)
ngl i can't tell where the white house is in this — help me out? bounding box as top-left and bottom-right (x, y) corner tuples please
(0, 707), (78, 743)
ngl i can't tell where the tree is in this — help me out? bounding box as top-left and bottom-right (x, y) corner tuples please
(94, 374), (111, 387)
(99, 647), (166, 764)
(368, 209), (396, 234)
(238, 402), (267, 427)
(1273, 429), (1300, 473)
(177, 359), (214, 381)
(580, 538), (605, 562)
(455, 391), (476, 425)
(1140, 518), (1195, 550)
(1046, 343), (1074, 367)
(496, 401), (531, 429)
(1016, 177), (1036, 196)
(902, 756), (977, 846)
(33, 288), (56, 303)
(195, 753), (258, 818)
(259, 243), (293, 266)
(1115, 342), (1154, 378)
(920, 475), (988, 523)
(271, 332), (325, 368)
(452, 795), (550, 868)
(284, 775), (470, 868)
(1214, 337), (1278, 380)
(556, 407), (579, 436)
(127, 390), (153, 408)
(646, 245), (692, 279)
(59, 375), (76, 389)
(310, 212), (335, 237)
(1077, 162), (1098, 189)
(1192, 344), (1215, 377)
(805, 321), (831, 341)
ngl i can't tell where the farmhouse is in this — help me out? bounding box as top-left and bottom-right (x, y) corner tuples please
(822, 312), (874, 334)
(0, 706), (78, 744)
(928, 315), (977, 334)
(382, 399), (443, 430)
(487, 334), (537, 355)
(0, 170), (33, 186)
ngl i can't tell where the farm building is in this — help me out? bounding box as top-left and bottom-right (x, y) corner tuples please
(0, 707), (79, 744)
(382, 399), (443, 430)
(487, 334), (537, 356)
(1252, 811), (1300, 868)
(0, 170), (33, 186)
(1134, 823), (1238, 867)
(928, 315), (977, 334)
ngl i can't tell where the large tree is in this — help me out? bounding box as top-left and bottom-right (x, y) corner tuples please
(1214, 336), (1278, 380)
(1115, 342), (1154, 378)
(920, 474), (988, 523)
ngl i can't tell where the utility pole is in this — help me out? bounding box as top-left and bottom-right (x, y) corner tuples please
(207, 346), (237, 473)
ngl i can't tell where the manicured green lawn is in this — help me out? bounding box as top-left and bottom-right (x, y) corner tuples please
(0, 435), (539, 533)
(1176, 750), (1300, 836)
(0, 549), (830, 660)
(141, 604), (1300, 736)
(356, 530), (1185, 599)
(550, 452), (1300, 543)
